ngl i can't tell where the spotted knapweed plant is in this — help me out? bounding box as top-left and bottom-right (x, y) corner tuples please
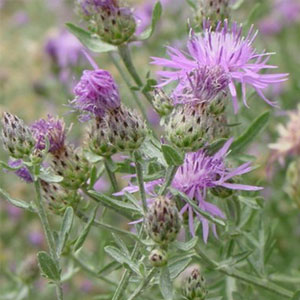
(1, 0), (300, 299)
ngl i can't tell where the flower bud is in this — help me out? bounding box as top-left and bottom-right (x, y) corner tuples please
(153, 89), (173, 117)
(145, 196), (181, 245)
(197, 0), (230, 28)
(285, 159), (300, 208)
(7, 159), (33, 183)
(88, 117), (117, 157)
(51, 145), (91, 190)
(166, 104), (229, 152)
(18, 255), (39, 284)
(41, 180), (81, 215)
(105, 104), (147, 152)
(77, 0), (136, 45)
(1, 112), (35, 159)
(183, 267), (207, 300)
(149, 248), (168, 267)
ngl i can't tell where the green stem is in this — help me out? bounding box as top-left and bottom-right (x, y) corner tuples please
(195, 247), (294, 299)
(118, 44), (153, 106)
(33, 180), (63, 300)
(104, 157), (119, 192)
(71, 254), (117, 286)
(128, 268), (157, 300)
(112, 226), (144, 300)
(133, 151), (148, 213)
(109, 52), (149, 121)
(159, 165), (178, 196)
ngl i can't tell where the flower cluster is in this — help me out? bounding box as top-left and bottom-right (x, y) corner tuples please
(152, 20), (288, 113)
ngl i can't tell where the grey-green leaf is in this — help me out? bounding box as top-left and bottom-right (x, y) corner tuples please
(0, 187), (35, 212)
(57, 207), (74, 257)
(138, 2), (162, 40)
(161, 144), (184, 166)
(160, 266), (173, 300)
(231, 111), (270, 155)
(74, 206), (98, 251)
(39, 168), (63, 183)
(66, 23), (117, 53)
(104, 246), (140, 275)
(37, 251), (60, 282)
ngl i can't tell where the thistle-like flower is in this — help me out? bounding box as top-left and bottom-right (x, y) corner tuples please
(72, 68), (121, 121)
(151, 20), (288, 113)
(268, 105), (300, 165)
(31, 115), (90, 189)
(115, 138), (262, 242)
(77, 0), (136, 45)
(153, 89), (174, 117)
(31, 115), (66, 155)
(145, 196), (181, 245)
(1, 112), (35, 159)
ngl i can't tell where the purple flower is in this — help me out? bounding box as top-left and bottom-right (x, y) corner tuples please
(72, 68), (120, 121)
(31, 115), (66, 154)
(78, 0), (119, 15)
(151, 20), (288, 113)
(7, 159), (33, 183)
(45, 30), (83, 83)
(115, 138), (262, 243)
(173, 65), (230, 105)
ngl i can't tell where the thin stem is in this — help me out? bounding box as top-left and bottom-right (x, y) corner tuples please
(112, 226), (144, 300)
(128, 268), (157, 300)
(33, 180), (63, 300)
(71, 253), (117, 286)
(159, 165), (178, 196)
(109, 52), (148, 121)
(104, 157), (119, 192)
(133, 151), (148, 213)
(118, 44), (153, 106)
(195, 247), (294, 299)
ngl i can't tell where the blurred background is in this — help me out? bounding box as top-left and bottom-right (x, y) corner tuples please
(0, 0), (300, 299)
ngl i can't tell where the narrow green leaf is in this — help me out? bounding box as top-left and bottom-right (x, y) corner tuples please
(169, 257), (192, 279)
(112, 233), (129, 256)
(37, 251), (60, 281)
(0, 188), (35, 212)
(104, 246), (140, 275)
(231, 111), (270, 155)
(160, 266), (173, 300)
(87, 190), (142, 217)
(161, 144), (184, 166)
(57, 207), (74, 257)
(231, 0), (244, 9)
(88, 166), (98, 189)
(205, 138), (227, 156)
(174, 237), (198, 251)
(138, 2), (162, 40)
(66, 23), (117, 53)
(39, 168), (63, 183)
(185, 0), (197, 10)
(74, 206), (98, 251)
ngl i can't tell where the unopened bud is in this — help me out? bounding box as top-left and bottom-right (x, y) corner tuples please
(41, 181), (81, 215)
(153, 89), (173, 117)
(51, 145), (90, 189)
(105, 104), (147, 152)
(77, 0), (136, 45)
(149, 248), (168, 267)
(183, 267), (207, 300)
(1, 112), (35, 159)
(146, 196), (181, 245)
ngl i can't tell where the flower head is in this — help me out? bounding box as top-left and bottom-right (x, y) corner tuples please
(78, 0), (119, 16)
(31, 115), (66, 154)
(72, 69), (120, 121)
(268, 105), (300, 165)
(151, 20), (288, 113)
(115, 138), (262, 242)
